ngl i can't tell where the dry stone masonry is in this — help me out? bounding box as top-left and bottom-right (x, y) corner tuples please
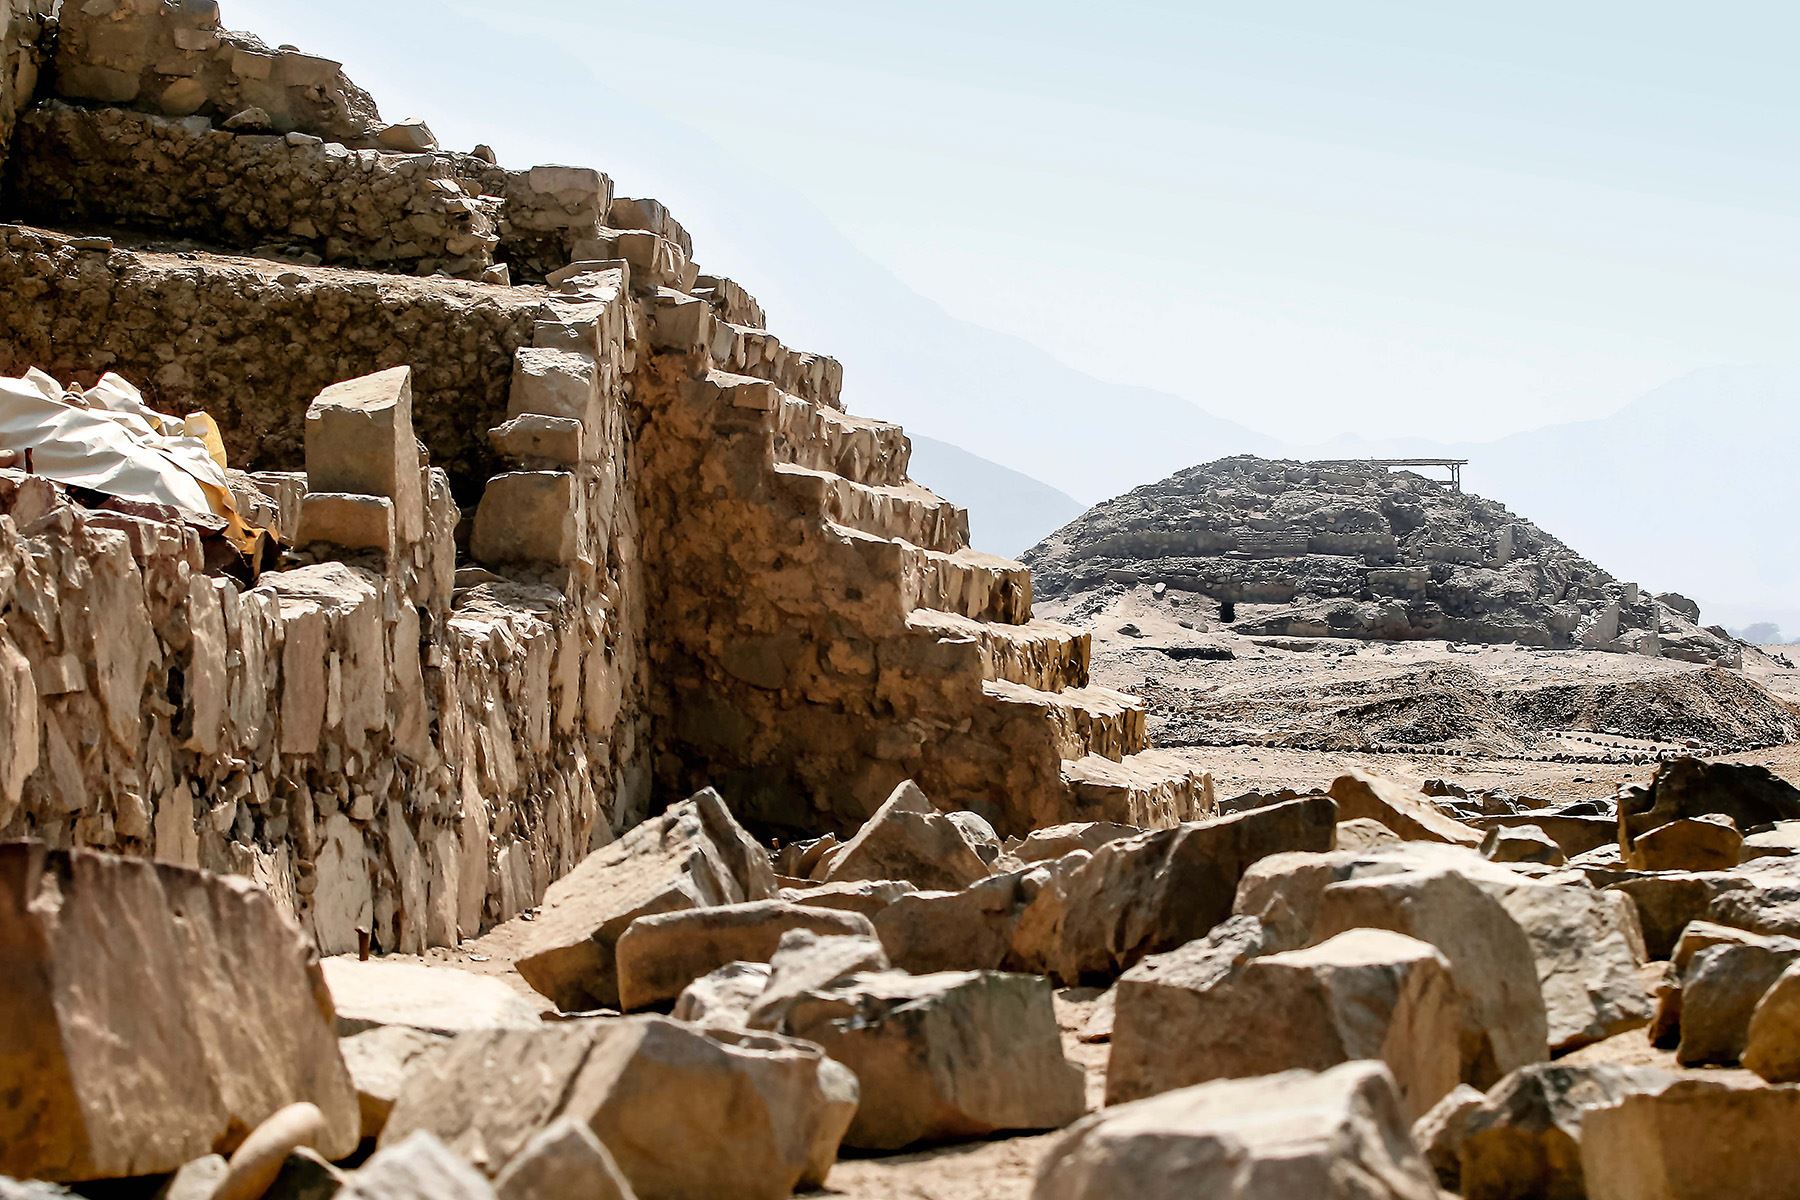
(5, 6), (1800, 1200)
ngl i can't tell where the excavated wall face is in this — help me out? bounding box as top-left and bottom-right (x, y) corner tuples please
(0, 226), (537, 500)
(0, 248), (651, 956)
(0, 2), (51, 176)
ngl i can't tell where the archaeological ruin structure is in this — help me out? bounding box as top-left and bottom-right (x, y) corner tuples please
(0, 0), (1208, 957)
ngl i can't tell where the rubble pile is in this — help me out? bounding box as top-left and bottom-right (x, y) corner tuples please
(4, 5), (1800, 1199)
(1028, 455), (1743, 666)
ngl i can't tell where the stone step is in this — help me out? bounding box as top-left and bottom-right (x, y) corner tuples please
(776, 463), (967, 554)
(693, 274), (766, 329)
(1060, 749), (1216, 829)
(906, 609), (1089, 691)
(981, 680), (1149, 763)
(829, 522), (1033, 625)
(774, 395), (911, 487)
(717, 321), (843, 409)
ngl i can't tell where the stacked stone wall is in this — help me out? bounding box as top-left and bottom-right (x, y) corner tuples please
(0, 224), (535, 498)
(8, 103), (499, 276)
(51, 0), (383, 143)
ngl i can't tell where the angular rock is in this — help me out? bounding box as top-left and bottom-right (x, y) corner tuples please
(1579, 1077), (1800, 1200)
(0, 844), (359, 1182)
(746, 929), (892, 1030)
(340, 1027), (450, 1140)
(1625, 815), (1743, 873)
(1009, 821), (1141, 864)
(778, 878), (915, 919)
(513, 789), (777, 1011)
(1012, 796), (1336, 984)
(1033, 1062), (1438, 1200)
(1745, 962), (1800, 1082)
(762, 966), (1086, 1150)
(1677, 935), (1800, 1065)
(1482, 823), (1566, 866)
(1412, 1083), (1485, 1191)
(492, 1119), (634, 1200)
(304, 367), (424, 544)
(344, 1132), (495, 1200)
(671, 961), (772, 1029)
(823, 780), (993, 890)
(1108, 925), (1461, 1120)
(1456, 1064), (1674, 1200)
(872, 862), (1058, 973)
(1330, 768), (1483, 847)
(382, 1016), (854, 1199)
(323, 958), (544, 1035)
(1649, 920), (1775, 1047)
(614, 899), (874, 1011)
(1337, 816), (1403, 853)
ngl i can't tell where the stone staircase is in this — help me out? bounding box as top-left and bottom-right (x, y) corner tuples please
(637, 284), (1212, 836)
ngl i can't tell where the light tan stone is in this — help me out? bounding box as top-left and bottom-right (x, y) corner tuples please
(339, 1026), (449, 1141)
(322, 958), (544, 1036)
(381, 1016), (854, 1200)
(0, 844), (360, 1182)
(303, 367), (424, 544)
(758, 966), (1086, 1150)
(1033, 1062), (1438, 1200)
(1108, 925), (1461, 1120)
(1580, 1077), (1800, 1200)
(823, 780), (993, 891)
(492, 1119), (634, 1200)
(1330, 768), (1483, 847)
(614, 899), (873, 1012)
(214, 1103), (326, 1200)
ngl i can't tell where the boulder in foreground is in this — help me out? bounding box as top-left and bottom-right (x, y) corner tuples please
(381, 1015), (854, 1200)
(1107, 924), (1461, 1119)
(1033, 1062), (1438, 1200)
(0, 843), (360, 1182)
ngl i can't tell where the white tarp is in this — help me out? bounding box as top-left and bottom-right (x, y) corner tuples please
(0, 369), (232, 515)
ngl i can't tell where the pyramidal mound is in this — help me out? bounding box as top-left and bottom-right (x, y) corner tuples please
(1026, 455), (1741, 668)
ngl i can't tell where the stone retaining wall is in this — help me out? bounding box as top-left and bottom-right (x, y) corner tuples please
(0, 225), (536, 498)
(8, 103), (499, 276)
(0, 269), (649, 955)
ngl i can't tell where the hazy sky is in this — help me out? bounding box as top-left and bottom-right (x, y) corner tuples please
(232, 1), (1800, 444)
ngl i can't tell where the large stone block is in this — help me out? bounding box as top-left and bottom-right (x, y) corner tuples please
(507, 348), (601, 431)
(823, 780), (992, 891)
(513, 789), (777, 1011)
(381, 1016), (855, 1200)
(1108, 924), (1462, 1120)
(295, 492), (396, 554)
(614, 899), (874, 1012)
(1033, 1062), (1438, 1200)
(755, 965), (1086, 1150)
(1580, 1078), (1800, 1200)
(0, 844), (360, 1182)
(304, 367), (424, 544)
(470, 472), (584, 567)
(1011, 795), (1337, 984)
